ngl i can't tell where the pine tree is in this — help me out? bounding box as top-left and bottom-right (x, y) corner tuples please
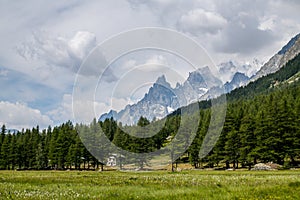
(0, 124), (6, 151)
(0, 133), (11, 169)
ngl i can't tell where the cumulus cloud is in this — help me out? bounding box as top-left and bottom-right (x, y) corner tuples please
(48, 93), (111, 124)
(46, 94), (73, 123)
(16, 30), (120, 84)
(178, 9), (227, 35)
(0, 101), (53, 130)
(0, 66), (63, 113)
(68, 31), (97, 60)
(17, 30), (98, 75)
(121, 59), (137, 70)
(137, 55), (169, 72)
(1, 0), (300, 128)
(214, 12), (276, 54)
(146, 55), (168, 64)
(127, 0), (300, 61)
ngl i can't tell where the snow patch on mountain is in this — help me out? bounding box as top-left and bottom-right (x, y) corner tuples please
(99, 67), (223, 125)
(218, 59), (262, 83)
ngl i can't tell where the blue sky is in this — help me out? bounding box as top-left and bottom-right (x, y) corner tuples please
(0, 0), (300, 129)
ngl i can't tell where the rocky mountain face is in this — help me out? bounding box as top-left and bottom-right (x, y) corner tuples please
(99, 67), (223, 125)
(99, 75), (179, 124)
(99, 66), (252, 125)
(224, 72), (250, 93)
(218, 59), (261, 83)
(99, 110), (118, 122)
(251, 33), (300, 81)
(100, 33), (300, 125)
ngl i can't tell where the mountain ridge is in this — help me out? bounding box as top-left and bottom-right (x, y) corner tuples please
(251, 33), (300, 81)
(99, 67), (221, 124)
(100, 33), (300, 124)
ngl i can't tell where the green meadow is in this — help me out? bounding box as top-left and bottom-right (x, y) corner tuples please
(0, 170), (299, 200)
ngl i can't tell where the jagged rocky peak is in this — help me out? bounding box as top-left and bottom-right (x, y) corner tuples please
(219, 61), (236, 72)
(199, 66), (212, 75)
(99, 110), (118, 122)
(224, 72), (249, 93)
(232, 72), (249, 81)
(154, 74), (171, 88)
(156, 74), (166, 83)
(145, 76), (177, 107)
(186, 66), (216, 86)
(218, 59), (262, 83)
(187, 69), (205, 84)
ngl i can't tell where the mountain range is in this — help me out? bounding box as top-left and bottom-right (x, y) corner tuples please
(99, 66), (225, 125)
(100, 33), (300, 125)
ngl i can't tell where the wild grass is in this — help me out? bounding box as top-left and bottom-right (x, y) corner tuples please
(0, 170), (299, 199)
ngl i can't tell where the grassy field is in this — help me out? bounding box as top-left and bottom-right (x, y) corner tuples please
(0, 170), (300, 200)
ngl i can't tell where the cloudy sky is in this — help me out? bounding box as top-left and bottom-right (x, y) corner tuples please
(0, 0), (300, 129)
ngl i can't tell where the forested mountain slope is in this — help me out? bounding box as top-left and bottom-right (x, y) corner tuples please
(172, 52), (300, 118)
(227, 53), (300, 101)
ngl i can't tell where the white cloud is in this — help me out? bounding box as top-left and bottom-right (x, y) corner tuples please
(17, 30), (97, 75)
(213, 11), (276, 55)
(0, 101), (53, 130)
(127, 0), (300, 62)
(136, 55), (169, 72)
(178, 9), (227, 35)
(258, 15), (277, 31)
(68, 31), (97, 60)
(121, 59), (137, 69)
(145, 55), (168, 65)
(48, 93), (113, 124)
(0, 0), (300, 128)
(46, 94), (73, 124)
(110, 97), (133, 112)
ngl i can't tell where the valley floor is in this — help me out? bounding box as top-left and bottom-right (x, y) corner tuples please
(0, 170), (299, 199)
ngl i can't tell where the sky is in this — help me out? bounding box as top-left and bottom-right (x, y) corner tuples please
(0, 0), (300, 130)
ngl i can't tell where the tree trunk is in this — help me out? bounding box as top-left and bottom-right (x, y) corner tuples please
(226, 161), (229, 169)
(171, 162), (175, 172)
(248, 164), (252, 170)
(290, 156), (296, 166)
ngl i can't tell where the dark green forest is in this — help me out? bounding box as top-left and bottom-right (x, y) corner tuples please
(0, 54), (300, 170)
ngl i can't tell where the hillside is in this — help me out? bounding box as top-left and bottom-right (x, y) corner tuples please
(251, 33), (300, 81)
(226, 53), (300, 101)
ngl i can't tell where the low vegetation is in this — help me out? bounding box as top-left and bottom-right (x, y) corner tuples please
(0, 170), (299, 199)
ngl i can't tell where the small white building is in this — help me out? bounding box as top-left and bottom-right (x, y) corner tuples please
(107, 156), (117, 166)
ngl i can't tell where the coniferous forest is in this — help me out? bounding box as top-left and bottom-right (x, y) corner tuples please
(0, 54), (300, 171)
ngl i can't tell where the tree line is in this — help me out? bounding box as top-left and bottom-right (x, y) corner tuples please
(189, 83), (300, 169)
(0, 121), (101, 170)
(0, 81), (299, 170)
